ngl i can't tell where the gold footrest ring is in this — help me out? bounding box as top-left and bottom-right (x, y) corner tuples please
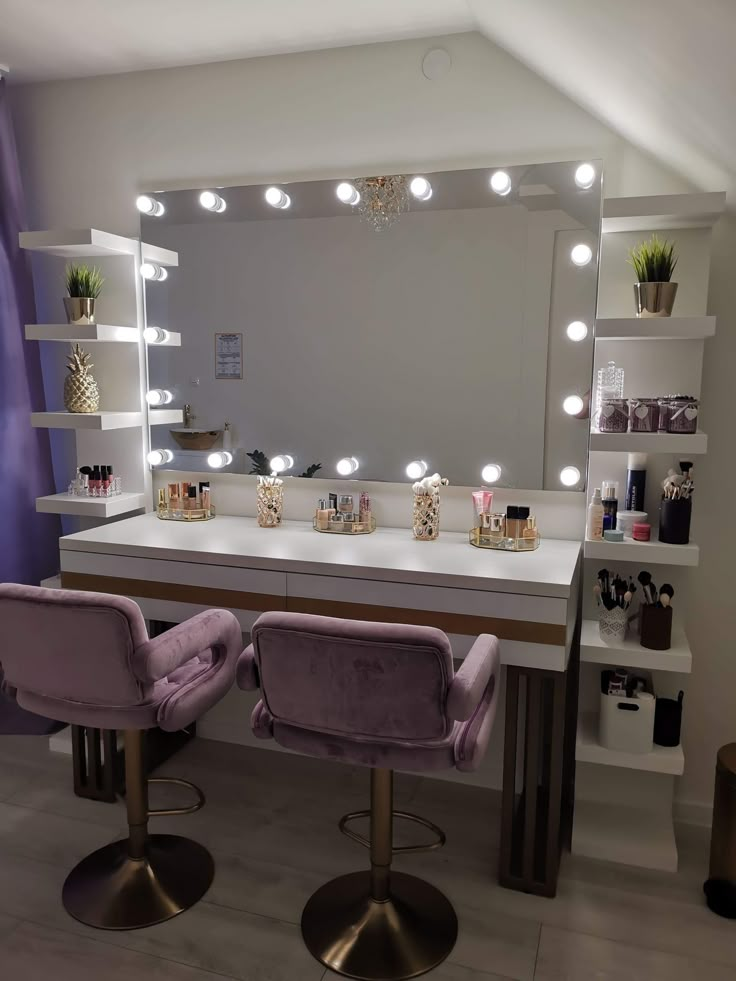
(147, 777), (206, 816)
(339, 809), (446, 854)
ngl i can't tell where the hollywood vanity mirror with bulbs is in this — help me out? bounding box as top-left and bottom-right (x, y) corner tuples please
(141, 161), (601, 490)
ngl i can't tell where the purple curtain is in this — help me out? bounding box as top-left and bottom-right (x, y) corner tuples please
(0, 78), (61, 586)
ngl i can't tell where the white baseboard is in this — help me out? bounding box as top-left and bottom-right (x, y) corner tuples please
(674, 799), (712, 828)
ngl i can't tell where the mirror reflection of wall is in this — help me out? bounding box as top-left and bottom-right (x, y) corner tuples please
(143, 161), (601, 490)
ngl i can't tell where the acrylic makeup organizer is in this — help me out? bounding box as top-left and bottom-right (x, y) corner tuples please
(312, 516), (376, 535)
(157, 506), (215, 522)
(468, 528), (541, 552)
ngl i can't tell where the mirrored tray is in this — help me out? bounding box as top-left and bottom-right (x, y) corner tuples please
(313, 515), (376, 535)
(468, 528), (540, 551)
(157, 506), (216, 522)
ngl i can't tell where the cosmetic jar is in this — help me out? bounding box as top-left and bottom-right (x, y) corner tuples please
(628, 397), (659, 433)
(632, 522), (651, 541)
(666, 396), (699, 434)
(338, 495), (354, 514)
(603, 528), (624, 542)
(616, 509), (648, 538)
(598, 398), (629, 433)
(490, 513), (505, 533)
(479, 512), (493, 529)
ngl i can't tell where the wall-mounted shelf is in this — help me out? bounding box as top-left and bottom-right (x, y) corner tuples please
(141, 242), (179, 267)
(584, 537), (699, 567)
(30, 410), (143, 430)
(149, 409), (184, 425)
(36, 492), (146, 518)
(590, 430), (707, 454)
(576, 713), (684, 775)
(572, 800), (678, 873)
(595, 317), (716, 341)
(25, 323), (139, 343)
(601, 192), (726, 233)
(580, 619), (691, 673)
(19, 228), (138, 258)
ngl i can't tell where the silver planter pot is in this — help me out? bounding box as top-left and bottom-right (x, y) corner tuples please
(63, 297), (96, 324)
(633, 282), (678, 318)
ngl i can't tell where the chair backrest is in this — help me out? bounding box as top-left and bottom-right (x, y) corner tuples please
(0, 583), (150, 706)
(251, 611), (455, 741)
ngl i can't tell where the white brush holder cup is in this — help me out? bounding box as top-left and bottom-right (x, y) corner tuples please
(598, 606), (628, 644)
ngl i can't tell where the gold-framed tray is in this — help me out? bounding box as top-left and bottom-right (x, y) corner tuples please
(468, 528), (540, 551)
(313, 515), (376, 535)
(157, 506), (215, 522)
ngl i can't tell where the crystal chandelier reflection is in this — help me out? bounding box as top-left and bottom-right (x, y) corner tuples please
(354, 175), (410, 232)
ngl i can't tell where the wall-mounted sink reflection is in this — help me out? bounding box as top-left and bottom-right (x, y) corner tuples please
(170, 429), (221, 451)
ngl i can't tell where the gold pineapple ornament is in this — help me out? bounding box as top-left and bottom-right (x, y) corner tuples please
(64, 344), (100, 413)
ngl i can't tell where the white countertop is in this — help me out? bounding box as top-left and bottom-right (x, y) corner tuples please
(61, 514), (581, 599)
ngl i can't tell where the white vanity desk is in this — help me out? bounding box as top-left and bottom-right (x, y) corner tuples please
(59, 513), (582, 897)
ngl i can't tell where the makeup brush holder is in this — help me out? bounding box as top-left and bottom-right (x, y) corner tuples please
(413, 492), (441, 540)
(658, 497), (692, 545)
(257, 484), (283, 528)
(640, 604), (673, 651)
(654, 691), (684, 747)
(598, 606), (629, 644)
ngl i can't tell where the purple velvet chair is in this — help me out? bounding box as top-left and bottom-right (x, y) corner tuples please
(238, 611), (500, 981)
(0, 583), (243, 931)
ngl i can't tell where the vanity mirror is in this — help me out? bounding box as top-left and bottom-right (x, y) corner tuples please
(142, 160), (601, 489)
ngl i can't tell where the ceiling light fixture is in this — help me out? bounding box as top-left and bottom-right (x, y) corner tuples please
(406, 460), (428, 480)
(199, 190), (226, 213)
(136, 194), (165, 217)
(354, 175), (409, 232)
(265, 187), (291, 209)
(563, 395), (584, 416)
(146, 389), (173, 406)
(207, 451), (233, 469)
(336, 456), (359, 476)
(560, 466), (581, 487)
(147, 448), (174, 466)
(269, 454), (294, 474)
(143, 326), (169, 344)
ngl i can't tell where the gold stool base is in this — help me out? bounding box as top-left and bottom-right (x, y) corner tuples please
(62, 834), (214, 930)
(301, 870), (457, 981)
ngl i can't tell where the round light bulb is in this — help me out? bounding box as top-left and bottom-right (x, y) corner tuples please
(563, 395), (584, 416)
(207, 451), (233, 469)
(481, 463), (502, 484)
(140, 262), (168, 281)
(146, 389), (173, 406)
(336, 182), (360, 206)
(560, 466), (581, 487)
(571, 243), (593, 267)
(566, 320), (588, 342)
(406, 460), (428, 480)
(269, 454), (294, 473)
(336, 456), (359, 476)
(136, 194), (164, 217)
(147, 448), (173, 466)
(574, 163), (596, 189)
(490, 171), (512, 196)
(143, 326), (169, 344)
(265, 187), (290, 209)
(199, 190), (226, 213)
(409, 176), (432, 201)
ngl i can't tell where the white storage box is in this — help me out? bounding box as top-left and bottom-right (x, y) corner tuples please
(598, 691), (655, 754)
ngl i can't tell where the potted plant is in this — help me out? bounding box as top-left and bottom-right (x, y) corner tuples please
(63, 264), (104, 325)
(628, 235), (678, 318)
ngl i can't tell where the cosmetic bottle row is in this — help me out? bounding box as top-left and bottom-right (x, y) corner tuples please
(68, 465), (121, 498)
(157, 481), (214, 521)
(313, 491), (375, 534)
(469, 491), (540, 551)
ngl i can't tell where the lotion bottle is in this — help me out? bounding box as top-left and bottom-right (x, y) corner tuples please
(586, 487), (604, 541)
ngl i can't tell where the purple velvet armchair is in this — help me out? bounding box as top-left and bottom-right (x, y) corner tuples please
(0, 583), (243, 931)
(237, 610), (500, 981)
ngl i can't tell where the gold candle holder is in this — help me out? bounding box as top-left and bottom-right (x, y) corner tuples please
(413, 492), (441, 540)
(257, 481), (283, 527)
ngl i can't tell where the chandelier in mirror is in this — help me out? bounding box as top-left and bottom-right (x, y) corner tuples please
(354, 175), (410, 231)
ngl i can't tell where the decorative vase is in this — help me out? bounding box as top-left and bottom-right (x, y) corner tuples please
(633, 282), (678, 318)
(413, 491), (441, 540)
(257, 481), (283, 527)
(64, 297), (97, 325)
(63, 343), (100, 413)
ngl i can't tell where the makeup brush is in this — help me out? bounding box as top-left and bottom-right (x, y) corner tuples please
(659, 583), (674, 609)
(637, 571), (652, 604)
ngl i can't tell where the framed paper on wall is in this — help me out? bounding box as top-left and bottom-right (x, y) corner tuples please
(215, 332), (243, 380)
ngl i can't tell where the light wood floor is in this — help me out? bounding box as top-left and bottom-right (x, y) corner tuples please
(0, 734), (732, 981)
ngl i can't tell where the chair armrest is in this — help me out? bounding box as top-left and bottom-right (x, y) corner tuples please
(446, 633), (500, 721)
(133, 609), (243, 684)
(237, 644), (259, 690)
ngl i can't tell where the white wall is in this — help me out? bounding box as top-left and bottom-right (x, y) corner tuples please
(14, 31), (733, 816)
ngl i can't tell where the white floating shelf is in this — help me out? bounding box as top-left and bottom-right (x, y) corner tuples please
(584, 537), (699, 567)
(595, 316), (716, 341)
(19, 228), (138, 258)
(149, 409), (183, 425)
(141, 242), (179, 267)
(25, 323), (139, 344)
(572, 800), (678, 873)
(590, 430), (707, 454)
(36, 492), (146, 518)
(601, 191), (726, 233)
(31, 411), (143, 430)
(580, 619), (691, 673)
(576, 713), (684, 775)
(146, 330), (181, 347)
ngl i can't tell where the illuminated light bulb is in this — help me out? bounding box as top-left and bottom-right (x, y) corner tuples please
(143, 326), (169, 344)
(406, 460), (428, 480)
(207, 451), (233, 469)
(490, 170), (512, 196)
(560, 466), (581, 487)
(269, 454), (294, 473)
(147, 448), (174, 466)
(146, 389), (173, 406)
(136, 194), (164, 217)
(336, 182), (360, 206)
(409, 177), (432, 201)
(481, 463), (502, 484)
(563, 395), (584, 416)
(566, 320), (588, 342)
(140, 261), (168, 281)
(199, 190), (226, 213)
(574, 163), (596, 189)
(571, 243), (593, 266)
(336, 456), (359, 476)
(265, 186), (291, 209)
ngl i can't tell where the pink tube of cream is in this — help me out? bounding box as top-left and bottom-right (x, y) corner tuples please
(472, 490), (494, 524)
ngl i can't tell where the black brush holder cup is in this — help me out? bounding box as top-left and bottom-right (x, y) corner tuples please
(640, 605), (673, 651)
(658, 497), (692, 545)
(654, 690), (684, 747)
